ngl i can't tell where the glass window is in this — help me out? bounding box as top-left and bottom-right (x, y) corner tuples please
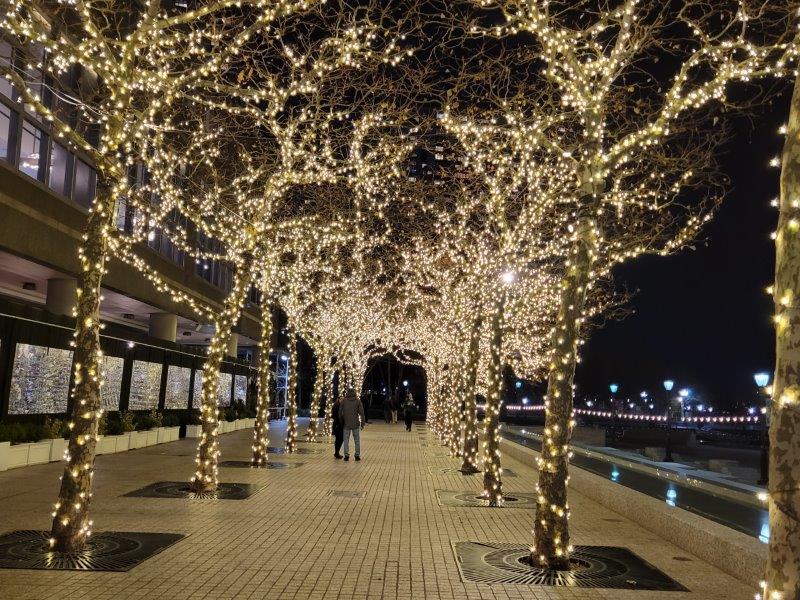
(48, 141), (71, 196)
(0, 41), (13, 99)
(73, 158), (96, 208)
(19, 121), (44, 180)
(0, 103), (14, 162)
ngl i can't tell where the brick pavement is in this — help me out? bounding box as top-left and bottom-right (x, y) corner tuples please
(0, 420), (754, 599)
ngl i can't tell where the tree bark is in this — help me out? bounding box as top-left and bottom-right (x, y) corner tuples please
(461, 316), (482, 474)
(251, 305), (273, 466)
(323, 365), (336, 437)
(50, 178), (115, 552)
(482, 297), (505, 506)
(766, 72), (800, 598)
(306, 348), (324, 441)
(284, 330), (299, 453)
(190, 249), (256, 492)
(532, 216), (597, 569)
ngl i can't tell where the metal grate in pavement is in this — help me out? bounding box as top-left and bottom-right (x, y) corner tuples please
(452, 542), (687, 590)
(124, 481), (263, 500)
(0, 530), (184, 572)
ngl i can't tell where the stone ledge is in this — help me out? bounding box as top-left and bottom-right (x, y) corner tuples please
(499, 437), (767, 586)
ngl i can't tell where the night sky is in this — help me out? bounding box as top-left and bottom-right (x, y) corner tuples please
(575, 91), (791, 412)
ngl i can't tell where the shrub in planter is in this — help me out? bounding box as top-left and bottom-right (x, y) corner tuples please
(163, 413), (180, 428)
(136, 409), (163, 431)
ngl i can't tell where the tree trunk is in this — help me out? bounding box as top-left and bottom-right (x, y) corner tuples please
(306, 349), (324, 441)
(482, 297), (505, 506)
(251, 305), (273, 466)
(532, 216), (597, 569)
(190, 250), (256, 492)
(323, 365), (336, 437)
(284, 330), (299, 453)
(50, 179), (115, 552)
(461, 316), (482, 474)
(765, 72), (800, 598)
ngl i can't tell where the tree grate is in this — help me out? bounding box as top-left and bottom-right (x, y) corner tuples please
(327, 490), (366, 498)
(437, 490), (537, 508)
(0, 530), (184, 572)
(452, 542), (688, 590)
(123, 481), (264, 500)
(219, 460), (305, 469)
(429, 467), (517, 477)
(266, 446), (323, 455)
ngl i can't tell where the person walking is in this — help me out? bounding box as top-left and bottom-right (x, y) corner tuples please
(390, 389), (400, 424)
(339, 388), (365, 461)
(332, 395), (344, 459)
(403, 392), (415, 431)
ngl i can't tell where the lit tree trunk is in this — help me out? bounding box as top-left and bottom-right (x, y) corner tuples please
(461, 316), (482, 474)
(251, 305), (273, 466)
(482, 296), (506, 506)
(190, 249), (256, 492)
(284, 329), (299, 453)
(532, 216), (597, 569)
(765, 73), (800, 599)
(323, 364), (336, 437)
(306, 348), (324, 441)
(50, 179), (115, 552)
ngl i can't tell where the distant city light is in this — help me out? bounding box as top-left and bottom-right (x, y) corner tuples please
(515, 381), (523, 389)
(521, 397), (529, 405)
(697, 404), (704, 412)
(403, 380), (408, 386)
(586, 400), (594, 407)
(678, 388), (690, 398)
(748, 407), (756, 415)
(648, 404), (654, 410)
(640, 391), (648, 398)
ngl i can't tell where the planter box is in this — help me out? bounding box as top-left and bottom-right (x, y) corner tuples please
(27, 441), (52, 466)
(167, 426), (180, 442)
(8, 444), (30, 469)
(96, 435), (117, 455)
(49, 438), (68, 462)
(146, 429), (158, 446)
(129, 430), (149, 449)
(185, 425), (203, 439)
(0, 441), (9, 471)
(157, 427), (169, 444)
(115, 432), (131, 453)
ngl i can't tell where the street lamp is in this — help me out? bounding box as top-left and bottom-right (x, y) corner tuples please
(754, 372), (771, 486)
(608, 384), (620, 444)
(663, 379), (675, 462)
(403, 380), (408, 387)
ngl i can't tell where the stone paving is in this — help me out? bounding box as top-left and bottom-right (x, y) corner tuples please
(0, 419), (754, 599)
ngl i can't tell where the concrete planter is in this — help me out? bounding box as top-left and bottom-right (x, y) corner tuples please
(8, 444), (30, 469)
(185, 425), (203, 438)
(49, 438), (68, 462)
(168, 426), (180, 442)
(115, 432), (131, 453)
(96, 435), (118, 455)
(27, 441), (52, 466)
(146, 429), (158, 446)
(0, 441), (9, 471)
(129, 430), (149, 449)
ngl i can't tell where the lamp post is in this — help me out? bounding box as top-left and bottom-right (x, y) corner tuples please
(609, 383), (619, 445)
(663, 379), (675, 462)
(754, 372), (770, 486)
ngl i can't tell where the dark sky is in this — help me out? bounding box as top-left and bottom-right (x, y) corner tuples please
(575, 92), (791, 412)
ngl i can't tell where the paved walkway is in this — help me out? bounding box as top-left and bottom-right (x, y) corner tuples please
(0, 420), (753, 599)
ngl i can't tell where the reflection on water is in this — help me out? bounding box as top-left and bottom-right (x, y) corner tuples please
(759, 522), (770, 544)
(610, 467), (620, 482)
(666, 487), (677, 507)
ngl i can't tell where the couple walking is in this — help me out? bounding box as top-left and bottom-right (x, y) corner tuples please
(332, 389), (365, 461)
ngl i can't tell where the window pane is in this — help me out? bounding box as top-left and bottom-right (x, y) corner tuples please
(19, 121), (44, 180)
(73, 159), (96, 208)
(48, 142), (71, 196)
(0, 103), (12, 161)
(0, 42), (13, 99)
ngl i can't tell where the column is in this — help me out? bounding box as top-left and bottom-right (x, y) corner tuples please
(226, 332), (239, 358)
(46, 278), (77, 316)
(149, 312), (177, 343)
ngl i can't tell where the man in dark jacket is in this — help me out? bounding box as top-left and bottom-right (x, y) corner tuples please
(332, 396), (344, 459)
(338, 388), (365, 461)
